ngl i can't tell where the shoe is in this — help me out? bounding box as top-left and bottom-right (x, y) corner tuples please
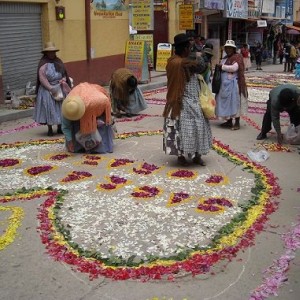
(57, 126), (63, 134)
(231, 125), (240, 130)
(256, 132), (267, 140)
(192, 155), (206, 166)
(177, 156), (188, 166)
(220, 120), (233, 128)
(47, 129), (54, 137)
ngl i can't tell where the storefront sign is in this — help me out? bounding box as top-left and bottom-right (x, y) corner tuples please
(248, 0), (263, 18)
(262, 0), (275, 14)
(179, 4), (194, 30)
(131, 0), (154, 31)
(204, 0), (225, 10)
(195, 11), (203, 24)
(224, 0), (248, 19)
(133, 34), (154, 69)
(92, 0), (127, 19)
(125, 40), (149, 83)
(156, 43), (172, 72)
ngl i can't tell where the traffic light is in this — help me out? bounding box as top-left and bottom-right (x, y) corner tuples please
(55, 6), (65, 20)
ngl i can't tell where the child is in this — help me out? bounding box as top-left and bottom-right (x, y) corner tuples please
(240, 43), (251, 71)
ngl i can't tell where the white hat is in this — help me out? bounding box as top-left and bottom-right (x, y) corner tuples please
(224, 40), (236, 48)
(62, 95), (86, 121)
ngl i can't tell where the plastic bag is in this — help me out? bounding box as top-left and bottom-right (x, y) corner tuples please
(212, 65), (222, 94)
(247, 150), (270, 162)
(284, 124), (300, 145)
(75, 130), (102, 150)
(50, 84), (64, 101)
(198, 75), (216, 119)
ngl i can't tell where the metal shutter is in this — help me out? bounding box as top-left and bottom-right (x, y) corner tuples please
(0, 2), (42, 93)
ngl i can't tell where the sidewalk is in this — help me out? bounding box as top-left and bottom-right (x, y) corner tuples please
(0, 70), (168, 124)
(0, 61), (294, 124)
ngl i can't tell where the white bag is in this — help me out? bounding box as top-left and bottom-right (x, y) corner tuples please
(75, 130), (102, 150)
(247, 150), (270, 162)
(50, 84), (64, 101)
(284, 124), (300, 145)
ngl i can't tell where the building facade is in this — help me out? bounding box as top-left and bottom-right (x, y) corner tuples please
(0, 0), (299, 103)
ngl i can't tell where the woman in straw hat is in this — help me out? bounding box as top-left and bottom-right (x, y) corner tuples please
(162, 33), (212, 166)
(61, 82), (114, 154)
(215, 39), (248, 130)
(34, 41), (72, 136)
(109, 68), (148, 118)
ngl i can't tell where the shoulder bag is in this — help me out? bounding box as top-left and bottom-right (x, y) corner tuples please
(211, 64), (222, 94)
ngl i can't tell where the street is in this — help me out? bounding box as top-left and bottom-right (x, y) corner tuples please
(1, 64), (300, 300)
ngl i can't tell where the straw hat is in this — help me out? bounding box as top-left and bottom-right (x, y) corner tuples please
(224, 40), (236, 48)
(62, 95), (86, 121)
(42, 41), (59, 53)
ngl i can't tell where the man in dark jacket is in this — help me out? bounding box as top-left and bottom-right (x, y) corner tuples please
(256, 84), (300, 144)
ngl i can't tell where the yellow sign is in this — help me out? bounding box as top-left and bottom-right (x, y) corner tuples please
(125, 40), (149, 82)
(179, 4), (194, 30)
(156, 43), (172, 72)
(133, 34), (154, 69)
(131, 0), (153, 31)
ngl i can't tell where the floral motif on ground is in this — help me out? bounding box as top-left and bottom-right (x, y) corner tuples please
(131, 185), (162, 199)
(167, 169), (198, 180)
(0, 158), (21, 168)
(133, 162), (161, 175)
(24, 165), (56, 176)
(196, 197), (233, 213)
(97, 175), (131, 191)
(167, 191), (192, 207)
(205, 174), (229, 186)
(44, 153), (72, 161)
(0, 134), (281, 281)
(108, 158), (135, 168)
(60, 171), (93, 183)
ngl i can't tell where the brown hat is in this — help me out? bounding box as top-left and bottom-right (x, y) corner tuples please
(172, 33), (190, 46)
(42, 41), (59, 53)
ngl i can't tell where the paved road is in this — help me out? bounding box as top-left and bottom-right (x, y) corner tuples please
(0, 63), (300, 300)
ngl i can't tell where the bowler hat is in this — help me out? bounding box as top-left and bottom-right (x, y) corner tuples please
(62, 95), (86, 121)
(42, 41), (59, 53)
(203, 48), (213, 56)
(172, 34), (190, 46)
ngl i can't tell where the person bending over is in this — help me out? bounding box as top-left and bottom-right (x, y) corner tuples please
(256, 84), (300, 144)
